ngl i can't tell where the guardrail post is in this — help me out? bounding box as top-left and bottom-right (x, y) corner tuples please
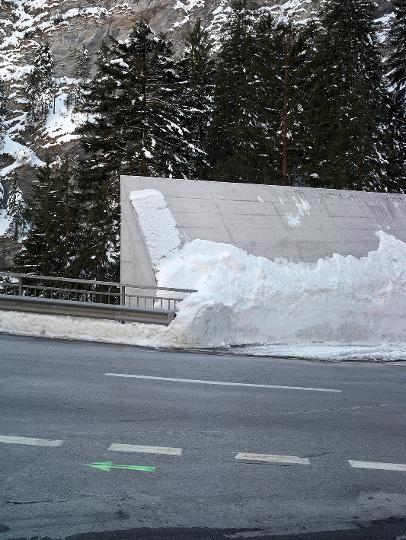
(18, 276), (23, 296)
(120, 285), (126, 307)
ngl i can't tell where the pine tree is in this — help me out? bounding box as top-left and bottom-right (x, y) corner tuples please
(252, 15), (318, 185)
(388, 0), (406, 190)
(0, 79), (6, 149)
(207, 0), (266, 183)
(6, 173), (27, 241)
(303, 0), (390, 191)
(16, 158), (78, 275)
(69, 45), (90, 109)
(26, 42), (55, 122)
(75, 21), (194, 280)
(79, 21), (193, 179)
(72, 158), (119, 281)
(178, 19), (215, 179)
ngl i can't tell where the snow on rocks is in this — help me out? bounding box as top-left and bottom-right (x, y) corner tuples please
(0, 135), (45, 177)
(0, 208), (12, 235)
(43, 93), (86, 146)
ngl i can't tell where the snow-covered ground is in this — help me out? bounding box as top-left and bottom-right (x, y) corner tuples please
(0, 312), (404, 362)
(1, 188), (405, 362)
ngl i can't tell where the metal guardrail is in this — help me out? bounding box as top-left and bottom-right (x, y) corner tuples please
(0, 295), (175, 325)
(0, 272), (197, 325)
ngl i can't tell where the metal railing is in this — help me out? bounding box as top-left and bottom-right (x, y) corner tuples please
(0, 273), (196, 310)
(0, 272), (197, 325)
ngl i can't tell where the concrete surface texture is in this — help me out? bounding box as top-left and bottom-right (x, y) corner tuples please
(120, 176), (406, 286)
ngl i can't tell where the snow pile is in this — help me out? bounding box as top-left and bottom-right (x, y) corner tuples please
(130, 189), (181, 268)
(156, 231), (406, 348)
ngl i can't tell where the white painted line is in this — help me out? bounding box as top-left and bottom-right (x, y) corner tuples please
(349, 460), (406, 472)
(105, 373), (341, 393)
(0, 435), (63, 447)
(235, 452), (310, 465)
(108, 443), (182, 456)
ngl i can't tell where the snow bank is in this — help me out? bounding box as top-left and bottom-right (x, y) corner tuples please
(5, 226), (403, 356)
(155, 231), (406, 348)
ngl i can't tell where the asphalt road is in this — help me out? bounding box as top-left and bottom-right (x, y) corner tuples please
(0, 334), (406, 540)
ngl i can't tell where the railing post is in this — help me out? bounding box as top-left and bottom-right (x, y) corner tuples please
(18, 276), (23, 296)
(120, 285), (126, 307)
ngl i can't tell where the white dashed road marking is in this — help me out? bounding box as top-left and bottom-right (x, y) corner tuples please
(349, 460), (406, 472)
(108, 443), (183, 456)
(235, 452), (310, 465)
(105, 373), (342, 393)
(0, 435), (63, 447)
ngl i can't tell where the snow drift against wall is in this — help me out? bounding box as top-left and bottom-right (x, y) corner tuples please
(128, 189), (406, 348)
(157, 232), (406, 347)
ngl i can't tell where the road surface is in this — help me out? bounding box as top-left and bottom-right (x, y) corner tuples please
(0, 334), (405, 539)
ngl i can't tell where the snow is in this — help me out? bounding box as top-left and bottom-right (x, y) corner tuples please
(0, 135), (45, 177)
(44, 93), (86, 145)
(151, 231), (406, 348)
(285, 194), (311, 227)
(0, 312), (404, 362)
(0, 209), (12, 236)
(233, 344), (406, 362)
(130, 189), (182, 268)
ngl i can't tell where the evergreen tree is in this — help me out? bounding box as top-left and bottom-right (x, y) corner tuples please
(6, 173), (27, 241)
(16, 158), (78, 275)
(79, 21), (193, 179)
(388, 0), (406, 190)
(75, 21), (194, 279)
(178, 19), (215, 179)
(27, 42), (55, 122)
(0, 79), (7, 149)
(207, 0), (266, 183)
(69, 45), (90, 109)
(72, 158), (119, 281)
(252, 15), (318, 185)
(303, 0), (390, 191)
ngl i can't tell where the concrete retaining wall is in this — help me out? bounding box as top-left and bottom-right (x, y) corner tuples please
(120, 175), (406, 286)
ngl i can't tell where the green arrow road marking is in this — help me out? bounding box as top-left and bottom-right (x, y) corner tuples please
(88, 461), (156, 472)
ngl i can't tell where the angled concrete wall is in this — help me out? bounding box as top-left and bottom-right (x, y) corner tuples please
(120, 175), (406, 287)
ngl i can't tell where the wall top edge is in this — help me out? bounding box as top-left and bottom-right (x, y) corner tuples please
(120, 176), (406, 201)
